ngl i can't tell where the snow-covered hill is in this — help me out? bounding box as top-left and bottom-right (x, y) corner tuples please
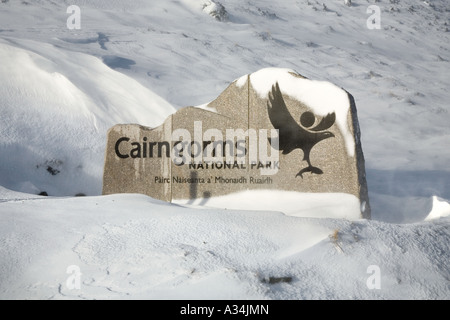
(0, 38), (175, 196)
(0, 0), (449, 300)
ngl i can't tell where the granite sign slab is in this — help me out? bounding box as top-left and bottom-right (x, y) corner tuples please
(103, 68), (370, 218)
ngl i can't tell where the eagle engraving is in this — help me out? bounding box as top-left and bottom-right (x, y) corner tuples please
(267, 82), (336, 178)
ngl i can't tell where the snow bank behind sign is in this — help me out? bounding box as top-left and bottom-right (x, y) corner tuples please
(0, 39), (175, 196)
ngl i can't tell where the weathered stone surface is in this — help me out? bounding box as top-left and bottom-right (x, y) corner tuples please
(171, 106), (249, 200)
(102, 122), (172, 202)
(102, 68), (370, 218)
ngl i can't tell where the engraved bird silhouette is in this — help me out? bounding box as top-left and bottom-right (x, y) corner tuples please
(267, 82), (336, 178)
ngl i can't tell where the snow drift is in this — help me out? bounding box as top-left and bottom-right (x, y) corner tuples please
(0, 0), (449, 300)
(0, 39), (175, 196)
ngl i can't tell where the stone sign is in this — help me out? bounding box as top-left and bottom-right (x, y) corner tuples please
(102, 68), (370, 218)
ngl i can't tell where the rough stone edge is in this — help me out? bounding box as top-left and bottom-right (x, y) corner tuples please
(347, 91), (371, 219)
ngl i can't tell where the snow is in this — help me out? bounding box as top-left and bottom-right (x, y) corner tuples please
(0, 38), (175, 196)
(425, 196), (450, 221)
(246, 67), (355, 156)
(174, 190), (362, 220)
(0, 0), (449, 300)
(1, 193), (448, 300)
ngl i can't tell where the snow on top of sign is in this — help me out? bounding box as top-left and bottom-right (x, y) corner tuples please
(235, 74), (248, 88)
(195, 101), (218, 113)
(236, 68), (355, 157)
(425, 196), (450, 221)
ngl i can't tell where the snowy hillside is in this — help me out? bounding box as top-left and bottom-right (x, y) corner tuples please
(0, 0), (449, 300)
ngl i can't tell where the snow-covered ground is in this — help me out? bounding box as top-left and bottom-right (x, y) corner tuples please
(0, 0), (449, 299)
